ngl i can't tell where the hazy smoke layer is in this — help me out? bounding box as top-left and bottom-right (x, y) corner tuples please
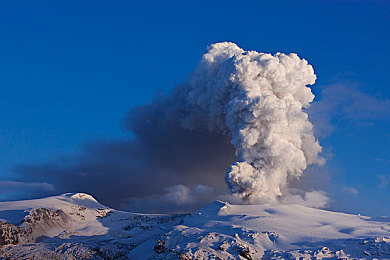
(13, 42), (324, 211)
(173, 42), (323, 201)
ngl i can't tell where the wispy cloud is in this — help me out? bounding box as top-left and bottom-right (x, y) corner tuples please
(309, 82), (390, 138)
(124, 184), (216, 214)
(343, 186), (359, 195)
(0, 181), (54, 201)
(377, 175), (390, 188)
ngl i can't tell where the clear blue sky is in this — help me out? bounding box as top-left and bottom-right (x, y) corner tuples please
(0, 0), (389, 215)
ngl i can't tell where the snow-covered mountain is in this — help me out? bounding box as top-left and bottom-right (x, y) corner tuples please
(0, 193), (389, 259)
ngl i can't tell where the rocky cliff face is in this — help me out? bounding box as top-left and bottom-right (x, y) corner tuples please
(0, 208), (70, 246)
(0, 221), (22, 246)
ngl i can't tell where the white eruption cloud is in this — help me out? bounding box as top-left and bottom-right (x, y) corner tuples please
(14, 42), (326, 210)
(176, 42), (323, 202)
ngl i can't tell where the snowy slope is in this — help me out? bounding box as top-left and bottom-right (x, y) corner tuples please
(0, 194), (389, 259)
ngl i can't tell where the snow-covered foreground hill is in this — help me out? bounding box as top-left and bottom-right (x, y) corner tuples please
(0, 193), (389, 259)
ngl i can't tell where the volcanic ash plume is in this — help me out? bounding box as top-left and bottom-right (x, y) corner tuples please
(179, 42), (323, 201)
(14, 42), (324, 210)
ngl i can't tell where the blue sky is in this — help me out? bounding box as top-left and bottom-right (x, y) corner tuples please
(0, 0), (389, 215)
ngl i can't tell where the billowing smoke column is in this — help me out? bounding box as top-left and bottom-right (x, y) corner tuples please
(178, 42), (323, 201)
(12, 42), (324, 210)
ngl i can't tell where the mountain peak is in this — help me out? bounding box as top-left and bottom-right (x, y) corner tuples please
(65, 192), (98, 202)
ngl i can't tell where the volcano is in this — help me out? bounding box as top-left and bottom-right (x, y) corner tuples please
(0, 193), (389, 259)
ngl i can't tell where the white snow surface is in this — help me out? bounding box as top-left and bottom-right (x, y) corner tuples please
(0, 193), (389, 259)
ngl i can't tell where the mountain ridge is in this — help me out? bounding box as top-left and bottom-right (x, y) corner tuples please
(1, 193), (389, 259)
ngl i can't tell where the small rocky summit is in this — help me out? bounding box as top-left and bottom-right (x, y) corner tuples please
(1, 194), (390, 259)
(0, 207), (69, 246)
